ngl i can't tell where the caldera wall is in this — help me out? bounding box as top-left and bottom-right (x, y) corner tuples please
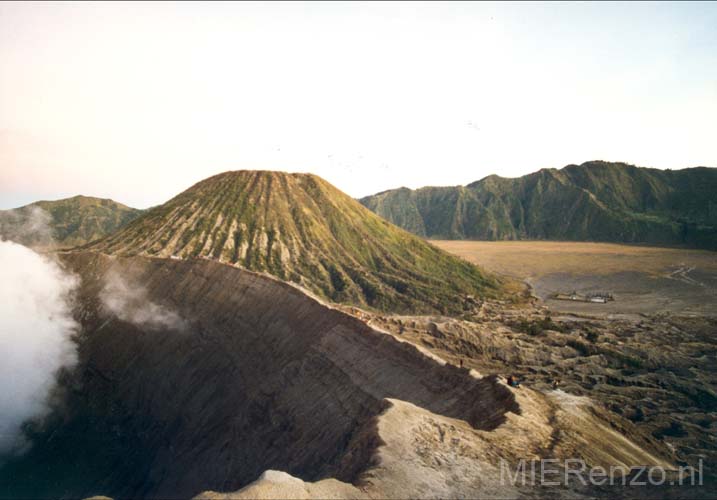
(0, 253), (517, 499)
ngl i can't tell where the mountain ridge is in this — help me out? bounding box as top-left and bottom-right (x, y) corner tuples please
(360, 161), (717, 249)
(0, 195), (142, 248)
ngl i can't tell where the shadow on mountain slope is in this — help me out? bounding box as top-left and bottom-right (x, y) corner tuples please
(0, 252), (517, 499)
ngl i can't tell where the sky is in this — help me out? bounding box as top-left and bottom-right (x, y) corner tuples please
(1, 1), (715, 209)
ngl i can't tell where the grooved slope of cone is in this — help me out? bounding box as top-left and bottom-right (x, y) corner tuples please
(86, 170), (501, 313)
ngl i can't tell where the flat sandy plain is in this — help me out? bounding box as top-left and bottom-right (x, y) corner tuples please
(433, 241), (717, 316)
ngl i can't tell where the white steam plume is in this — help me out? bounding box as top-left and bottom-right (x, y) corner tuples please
(0, 206), (54, 249)
(0, 240), (78, 455)
(100, 269), (187, 331)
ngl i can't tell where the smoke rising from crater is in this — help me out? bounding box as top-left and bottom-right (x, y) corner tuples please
(100, 269), (187, 331)
(0, 206), (54, 249)
(0, 240), (78, 455)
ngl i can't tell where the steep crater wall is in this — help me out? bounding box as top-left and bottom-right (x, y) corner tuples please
(0, 253), (517, 499)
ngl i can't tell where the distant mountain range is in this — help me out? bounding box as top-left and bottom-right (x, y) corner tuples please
(360, 161), (717, 250)
(85, 170), (501, 313)
(0, 195), (143, 248)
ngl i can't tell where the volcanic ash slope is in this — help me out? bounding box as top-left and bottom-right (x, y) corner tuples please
(0, 252), (675, 499)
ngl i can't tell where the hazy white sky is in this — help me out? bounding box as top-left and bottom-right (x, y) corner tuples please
(1, 1), (715, 209)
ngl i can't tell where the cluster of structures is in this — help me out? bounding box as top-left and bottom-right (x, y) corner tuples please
(552, 291), (614, 303)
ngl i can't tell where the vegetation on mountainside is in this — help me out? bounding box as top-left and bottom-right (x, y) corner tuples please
(86, 170), (501, 314)
(0, 196), (142, 248)
(360, 161), (717, 250)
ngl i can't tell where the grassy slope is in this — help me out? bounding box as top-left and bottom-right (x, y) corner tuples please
(0, 195), (142, 247)
(87, 171), (501, 314)
(360, 161), (717, 249)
